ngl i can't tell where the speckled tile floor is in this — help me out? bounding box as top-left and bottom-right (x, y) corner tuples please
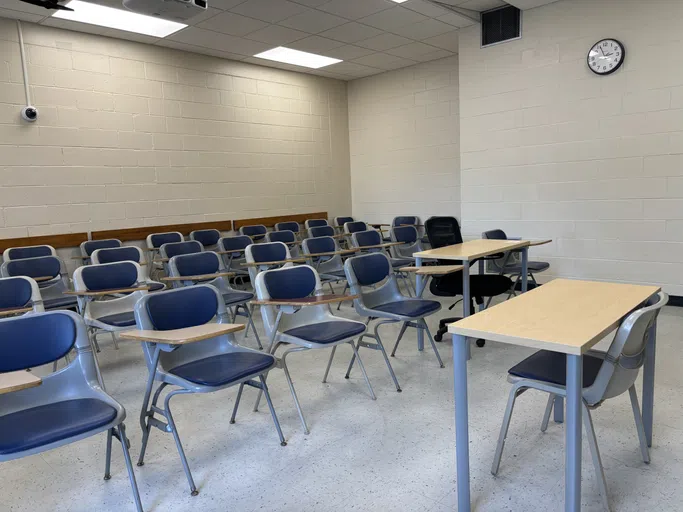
(2, 285), (682, 512)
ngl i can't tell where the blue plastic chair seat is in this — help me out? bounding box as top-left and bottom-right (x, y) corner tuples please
(43, 296), (78, 310)
(222, 291), (253, 305)
(0, 398), (117, 455)
(508, 350), (604, 388)
(284, 321), (365, 344)
(169, 352), (274, 387)
(391, 258), (414, 268)
(97, 312), (136, 327)
(373, 299), (440, 318)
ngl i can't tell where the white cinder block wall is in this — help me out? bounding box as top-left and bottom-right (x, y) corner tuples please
(0, 17), (351, 240)
(348, 56), (460, 225)
(459, 0), (683, 294)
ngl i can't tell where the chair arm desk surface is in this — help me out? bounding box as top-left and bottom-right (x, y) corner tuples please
(120, 323), (245, 345)
(161, 272), (234, 282)
(399, 265), (464, 275)
(0, 307), (33, 317)
(64, 286), (150, 296)
(0, 371), (42, 395)
(252, 294), (359, 307)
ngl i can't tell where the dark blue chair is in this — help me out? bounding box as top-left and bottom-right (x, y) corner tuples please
(308, 225), (335, 238)
(91, 246), (165, 292)
(80, 239), (122, 262)
(1, 256), (78, 311)
(2, 244), (55, 261)
(239, 224), (267, 242)
(275, 221), (300, 234)
(265, 230), (300, 258)
(190, 229), (221, 249)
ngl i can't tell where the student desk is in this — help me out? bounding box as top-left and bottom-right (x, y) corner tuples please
(448, 279), (661, 512)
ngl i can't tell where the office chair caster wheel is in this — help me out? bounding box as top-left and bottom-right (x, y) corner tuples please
(476, 339), (485, 347)
(434, 332), (443, 342)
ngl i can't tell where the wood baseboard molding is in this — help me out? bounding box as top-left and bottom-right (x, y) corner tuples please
(0, 233), (88, 252)
(91, 220), (234, 242)
(233, 212), (328, 230)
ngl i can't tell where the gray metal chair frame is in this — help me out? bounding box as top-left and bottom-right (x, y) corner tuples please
(0, 310), (143, 511)
(491, 292), (668, 512)
(133, 286), (286, 496)
(343, 252), (444, 393)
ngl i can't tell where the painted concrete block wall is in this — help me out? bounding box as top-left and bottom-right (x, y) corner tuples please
(459, 0), (683, 293)
(0, 17), (351, 239)
(348, 56), (460, 225)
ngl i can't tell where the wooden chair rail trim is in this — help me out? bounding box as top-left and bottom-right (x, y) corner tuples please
(0, 233), (88, 252)
(91, 220), (234, 242)
(233, 212), (328, 230)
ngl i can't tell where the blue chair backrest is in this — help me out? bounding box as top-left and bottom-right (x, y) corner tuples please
(96, 247), (141, 264)
(336, 216), (354, 226)
(305, 236), (335, 254)
(355, 230), (382, 247)
(0, 278), (33, 309)
(392, 216), (418, 227)
(81, 262), (137, 291)
(392, 226), (417, 244)
(263, 266), (316, 300)
(268, 230), (296, 244)
(191, 229), (220, 247)
(0, 313), (76, 372)
(483, 229), (507, 241)
(6, 246), (53, 260)
(6, 256), (60, 279)
(307, 219), (327, 228)
(251, 242), (287, 263)
(145, 286), (218, 331)
(310, 226), (334, 237)
(164, 241), (202, 259)
(346, 221), (367, 234)
(241, 225), (267, 239)
(150, 232), (183, 248)
(350, 253), (391, 286)
(175, 252), (220, 276)
(276, 221), (299, 232)
(220, 236), (251, 251)
(83, 239), (121, 256)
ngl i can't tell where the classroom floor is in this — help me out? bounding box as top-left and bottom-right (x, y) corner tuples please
(2, 287), (683, 512)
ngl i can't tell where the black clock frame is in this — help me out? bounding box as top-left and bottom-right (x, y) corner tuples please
(587, 38), (625, 76)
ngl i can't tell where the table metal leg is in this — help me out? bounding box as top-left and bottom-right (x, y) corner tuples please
(642, 319), (657, 447)
(565, 354), (582, 512)
(462, 263), (471, 359)
(416, 256), (424, 351)
(453, 334), (471, 512)
(478, 259), (485, 312)
(521, 247), (528, 293)
(554, 395), (564, 423)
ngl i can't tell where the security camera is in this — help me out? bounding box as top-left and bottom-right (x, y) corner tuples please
(21, 106), (38, 122)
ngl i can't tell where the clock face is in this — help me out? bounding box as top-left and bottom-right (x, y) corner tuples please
(588, 39), (624, 75)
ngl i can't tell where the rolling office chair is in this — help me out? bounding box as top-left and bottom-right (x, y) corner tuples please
(425, 217), (513, 345)
(491, 292), (667, 511)
(482, 229), (550, 292)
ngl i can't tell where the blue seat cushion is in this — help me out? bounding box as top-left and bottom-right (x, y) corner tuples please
(43, 296), (78, 310)
(96, 312), (136, 327)
(373, 300), (441, 318)
(508, 350), (604, 388)
(0, 398), (117, 455)
(169, 352), (274, 387)
(284, 321), (365, 344)
(222, 291), (254, 305)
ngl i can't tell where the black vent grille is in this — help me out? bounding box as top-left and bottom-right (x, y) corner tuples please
(481, 5), (521, 47)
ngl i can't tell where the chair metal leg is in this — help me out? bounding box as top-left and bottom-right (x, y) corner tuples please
(327, 282), (335, 295)
(349, 340), (376, 400)
(541, 393), (555, 432)
(337, 283), (349, 310)
(281, 347), (311, 434)
(491, 385), (523, 475)
(117, 423), (145, 512)
(629, 385), (651, 464)
(230, 383), (245, 424)
(322, 345), (337, 383)
(582, 403), (611, 512)
(422, 319), (445, 368)
(374, 327), (402, 392)
(111, 331), (119, 350)
(344, 339), (359, 379)
(104, 428), (114, 480)
(259, 375), (287, 446)
(245, 304), (263, 349)
(390, 322), (409, 357)
(164, 390), (198, 495)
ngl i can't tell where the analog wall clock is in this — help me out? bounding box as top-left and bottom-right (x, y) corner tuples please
(588, 39), (625, 75)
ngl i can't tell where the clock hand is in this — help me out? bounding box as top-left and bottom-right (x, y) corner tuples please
(599, 47), (605, 56)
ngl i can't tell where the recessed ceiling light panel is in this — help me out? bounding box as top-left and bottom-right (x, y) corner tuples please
(254, 47), (342, 69)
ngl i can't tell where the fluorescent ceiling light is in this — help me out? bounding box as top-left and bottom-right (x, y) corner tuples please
(254, 47), (342, 69)
(52, 1), (186, 38)
(390, 0), (409, 3)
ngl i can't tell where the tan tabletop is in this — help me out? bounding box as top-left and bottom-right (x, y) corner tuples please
(33, 276), (57, 282)
(241, 258), (305, 267)
(414, 239), (530, 262)
(65, 286), (150, 297)
(304, 249), (358, 258)
(529, 239), (552, 247)
(0, 306), (33, 317)
(0, 371), (42, 395)
(121, 323), (245, 345)
(161, 272), (234, 282)
(449, 279), (661, 355)
(400, 265), (464, 275)
(359, 242), (404, 250)
(216, 249), (246, 255)
(252, 294), (359, 307)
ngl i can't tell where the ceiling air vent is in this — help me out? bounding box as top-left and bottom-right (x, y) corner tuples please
(481, 5), (521, 47)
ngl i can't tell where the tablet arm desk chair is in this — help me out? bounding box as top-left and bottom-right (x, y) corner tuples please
(351, 229), (415, 296)
(301, 236), (348, 290)
(159, 240), (203, 276)
(239, 224), (267, 242)
(492, 292), (668, 512)
(218, 235), (251, 286)
(304, 219), (328, 230)
(2, 244), (56, 261)
(189, 229), (221, 251)
(91, 246), (165, 292)
(146, 231), (183, 280)
(308, 225), (335, 238)
(425, 217), (513, 344)
(80, 239), (122, 264)
(0, 275), (44, 315)
(244, 241), (296, 287)
(274, 221), (300, 234)
(265, 230), (300, 258)
(0, 311), (143, 511)
(133, 286), (285, 497)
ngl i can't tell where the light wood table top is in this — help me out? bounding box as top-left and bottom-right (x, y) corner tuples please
(216, 249), (246, 255)
(252, 294), (359, 307)
(33, 276), (57, 282)
(241, 258), (305, 267)
(0, 306), (33, 317)
(400, 265), (464, 276)
(414, 239), (530, 262)
(529, 239), (552, 247)
(65, 286), (150, 296)
(449, 279), (661, 355)
(121, 323), (245, 345)
(161, 272), (234, 282)
(0, 371), (42, 395)
(304, 249), (358, 258)
(360, 242), (405, 250)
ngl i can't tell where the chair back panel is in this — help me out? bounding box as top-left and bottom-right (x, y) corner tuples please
(0, 277), (34, 309)
(82, 239), (121, 256)
(145, 286), (218, 331)
(392, 216), (418, 227)
(190, 229), (220, 247)
(93, 246), (142, 264)
(162, 241), (203, 259)
(303, 236), (335, 254)
(482, 229), (507, 241)
(275, 221), (299, 232)
(240, 225), (267, 240)
(263, 265), (316, 300)
(219, 236), (251, 252)
(5, 245), (54, 261)
(354, 230), (381, 248)
(5, 257), (60, 279)
(334, 216), (354, 227)
(81, 262), (138, 291)
(0, 313), (77, 372)
(349, 252), (390, 286)
(250, 242), (287, 263)
(150, 232), (183, 248)
(309, 226), (334, 238)
(267, 230), (296, 244)
(175, 252), (220, 276)
(345, 221), (367, 234)
(305, 219), (328, 228)
(392, 226), (417, 244)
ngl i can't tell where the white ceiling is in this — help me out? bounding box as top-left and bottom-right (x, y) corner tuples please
(0, 0), (560, 80)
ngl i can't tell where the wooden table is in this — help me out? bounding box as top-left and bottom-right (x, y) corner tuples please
(448, 279), (661, 512)
(412, 239), (531, 351)
(0, 371), (42, 395)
